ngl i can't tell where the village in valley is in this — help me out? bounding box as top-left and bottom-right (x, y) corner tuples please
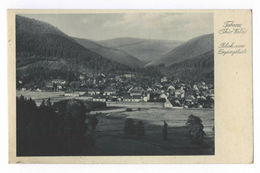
(15, 13), (215, 156)
(17, 72), (214, 109)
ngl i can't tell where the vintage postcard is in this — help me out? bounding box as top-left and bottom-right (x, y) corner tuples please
(8, 10), (253, 163)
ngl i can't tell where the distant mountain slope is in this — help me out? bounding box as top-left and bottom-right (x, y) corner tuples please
(146, 34), (214, 67)
(73, 37), (145, 68)
(16, 15), (132, 83)
(98, 37), (182, 63)
(98, 37), (146, 48)
(163, 50), (214, 82)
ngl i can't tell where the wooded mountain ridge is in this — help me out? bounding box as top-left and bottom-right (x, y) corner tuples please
(16, 15), (214, 84)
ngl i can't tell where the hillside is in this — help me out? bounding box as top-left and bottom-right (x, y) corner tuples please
(146, 34), (214, 67)
(73, 37), (145, 68)
(16, 15), (66, 37)
(162, 50), (214, 82)
(16, 15), (132, 84)
(16, 15), (214, 84)
(98, 37), (146, 48)
(98, 37), (182, 63)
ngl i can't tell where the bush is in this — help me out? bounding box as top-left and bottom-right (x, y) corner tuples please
(126, 108), (133, 112)
(124, 119), (145, 137)
(186, 114), (206, 144)
(124, 118), (136, 135)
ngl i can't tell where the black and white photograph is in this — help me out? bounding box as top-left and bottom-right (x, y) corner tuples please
(15, 12), (214, 156)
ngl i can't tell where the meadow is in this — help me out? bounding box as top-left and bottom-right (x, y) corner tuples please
(16, 90), (214, 155)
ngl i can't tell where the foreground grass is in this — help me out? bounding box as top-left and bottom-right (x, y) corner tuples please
(87, 113), (214, 156)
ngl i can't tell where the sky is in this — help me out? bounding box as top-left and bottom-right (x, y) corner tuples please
(21, 13), (213, 41)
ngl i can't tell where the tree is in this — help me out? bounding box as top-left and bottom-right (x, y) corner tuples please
(17, 97), (94, 156)
(162, 121), (168, 140)
(186, 114), (206, 144)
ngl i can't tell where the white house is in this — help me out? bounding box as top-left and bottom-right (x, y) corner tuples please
(193, 85), (199, 91)
(164, 99), (173, 108)
(160, 93), (167, 99)
(175, 89), (185, 98)
(147, 88), (153, 92)
(79, 74), (85, 80)
(88, 89), (100, 95)
(79, 91), (86, 96)
(64, 92), (79, 97)
(124, 73), (135, 78)
(128, 87), (143, 96)
(93, 96), (106, 102)
(143, 96), (148, 102)
(161, 77), (168, 83)
(36, 88), (42, 92)
(103, 89), (116, 96)
(132, 95), (142, 102)
(122, 95), (142, 102)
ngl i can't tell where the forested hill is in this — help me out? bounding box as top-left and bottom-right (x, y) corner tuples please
(73, 37), (145, 68)
(16, 15), (133, 84)
(16, 15), (214, 85)
(145, 34), (214, 82)
(146, 34), (213, 67)
(98, 37), (182, 64)
(162, 50), (214, 82)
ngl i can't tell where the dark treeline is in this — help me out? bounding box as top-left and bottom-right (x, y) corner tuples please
(16, 96), (95, 156)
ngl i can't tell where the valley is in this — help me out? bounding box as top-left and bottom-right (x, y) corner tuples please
(15, 13), (215, 157)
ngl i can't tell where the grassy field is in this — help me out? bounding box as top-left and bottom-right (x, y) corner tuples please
(125, 108), (214, 136)
(89, 109), (214, 155)
(17, 90), (214, 155)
